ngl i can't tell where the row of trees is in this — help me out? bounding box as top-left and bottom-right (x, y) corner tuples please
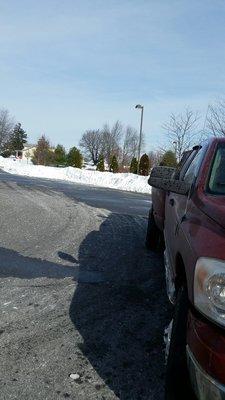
(0, 108), (192, 174)
(32, 132), (178, 175)
(2, 99), (225, 174)
(32, 136), (153, 175)
(32, 136), (83, 168)
(95, 153), (152, 175)
(79, 100), (225, 169)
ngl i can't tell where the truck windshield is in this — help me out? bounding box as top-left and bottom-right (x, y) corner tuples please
(208, 144), (225, 195)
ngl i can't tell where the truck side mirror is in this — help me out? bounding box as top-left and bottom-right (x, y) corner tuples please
(148, 166), (190, 195)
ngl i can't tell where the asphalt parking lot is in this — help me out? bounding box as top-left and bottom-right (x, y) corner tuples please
(0, 172), (171, 399)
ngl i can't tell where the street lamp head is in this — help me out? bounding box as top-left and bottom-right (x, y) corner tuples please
(135, 104), (143, 109)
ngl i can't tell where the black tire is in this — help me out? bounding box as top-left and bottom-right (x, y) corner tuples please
(165, 286), (196, 400)
(145, 208), (161, 251)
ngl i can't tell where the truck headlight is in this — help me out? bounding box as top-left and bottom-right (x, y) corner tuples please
(194, 258), (225, 326)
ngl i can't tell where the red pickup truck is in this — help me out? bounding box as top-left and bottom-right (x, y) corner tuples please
(147, 137), (225, 400)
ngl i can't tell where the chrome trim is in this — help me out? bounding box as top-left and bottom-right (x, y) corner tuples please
(164, 320), (173, 362)
(164, 249), (176, 304)
(187, 346), (225, 400)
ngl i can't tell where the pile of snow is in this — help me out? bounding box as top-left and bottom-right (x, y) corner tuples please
(0, 157), (151, 194)
(83, 161), (98, 171)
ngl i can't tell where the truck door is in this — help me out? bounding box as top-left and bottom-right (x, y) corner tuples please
(164, 148), (202, 270)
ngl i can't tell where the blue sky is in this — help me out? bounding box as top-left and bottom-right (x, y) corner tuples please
(1, 0), (225, 151)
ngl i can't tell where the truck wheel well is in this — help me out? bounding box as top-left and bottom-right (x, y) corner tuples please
(175, 254), (187, 292)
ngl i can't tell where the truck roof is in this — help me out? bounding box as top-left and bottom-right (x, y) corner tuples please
(207, 136), (225, 145)
(191, 136), (225, 151)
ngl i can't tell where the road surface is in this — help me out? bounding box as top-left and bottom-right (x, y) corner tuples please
(0, 170), (171, 400)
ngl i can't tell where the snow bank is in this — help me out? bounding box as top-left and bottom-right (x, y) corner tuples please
(0, 157), (151, 194)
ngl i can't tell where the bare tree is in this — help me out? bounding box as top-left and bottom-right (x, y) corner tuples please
(79, 120), (142, 168)
(79, 130), (102, 165)
(122, 126), (139, 165)
(101, 121), (122, 165)
(0, 108), (14, 152)
(162, 108), (200, 162)
(207, 100), (225, 136)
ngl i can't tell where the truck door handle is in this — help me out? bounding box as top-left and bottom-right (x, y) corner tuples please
(169, 198), (175, 206)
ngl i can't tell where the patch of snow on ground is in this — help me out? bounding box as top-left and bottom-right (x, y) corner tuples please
(0, 157), (151, 194)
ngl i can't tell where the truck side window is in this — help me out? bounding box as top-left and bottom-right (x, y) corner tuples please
(182, 148), (204, 185)
(179, 150), (198, 181)
(208, 144), (225, 194)
(172, 150), (193, 179)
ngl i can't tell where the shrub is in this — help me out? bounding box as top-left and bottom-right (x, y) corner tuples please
(130, 157), (138, 174)
(160, 150), (177, 167)
(67, 147), (83, 168)
(54, 144), (66, 166)
(139, 153), (150, 176)
(96, 154), (105, 171)
(110, 155), (119, 173)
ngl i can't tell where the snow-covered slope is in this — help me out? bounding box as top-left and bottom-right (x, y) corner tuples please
(0, 157), (151, 194)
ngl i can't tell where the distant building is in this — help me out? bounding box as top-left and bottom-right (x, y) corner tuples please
(21, 145), (37, 160)
(13, 145), (37, 160)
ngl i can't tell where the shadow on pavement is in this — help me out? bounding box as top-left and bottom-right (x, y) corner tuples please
(68, 213), (170, 400)
(0, 212), (170, 400)
(0, 247), (79, 279)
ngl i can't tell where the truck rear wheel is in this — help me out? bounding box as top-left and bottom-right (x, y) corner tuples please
(165, 286), (196, 399)
(145, 207), (161, 251)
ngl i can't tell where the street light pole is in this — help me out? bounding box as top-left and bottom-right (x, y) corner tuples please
(135, 104), (144, 174)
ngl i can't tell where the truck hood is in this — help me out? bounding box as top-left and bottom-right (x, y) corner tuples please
(200, 196), (225, 229)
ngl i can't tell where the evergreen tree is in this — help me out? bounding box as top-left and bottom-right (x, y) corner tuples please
(54, 144), (66, 166)
(139, 153), (150, 176)
(32, 135), (53, 165)
(130, 157), (138, 174)
(160, 150), (177, 167)
(9, 123), (27, 152)
(110, 155), (119, 173)
(0, 149), (11, 158)
(67, 147), (83, 168)
(96, 154), (105, 171)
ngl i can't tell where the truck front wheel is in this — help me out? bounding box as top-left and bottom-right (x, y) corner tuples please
(165, 286), (196, 399)
(145, 207), (161, 251)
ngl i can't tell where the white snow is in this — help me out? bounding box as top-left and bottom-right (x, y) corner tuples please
(0, 157), (151, 194)
(69, 373), (80, 381)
